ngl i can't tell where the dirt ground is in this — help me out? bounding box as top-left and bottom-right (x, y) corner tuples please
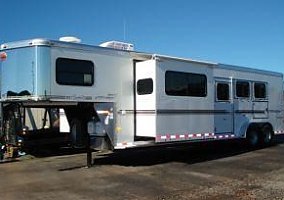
(1, 137), (284, 200)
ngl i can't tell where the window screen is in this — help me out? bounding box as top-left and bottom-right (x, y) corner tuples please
(217, 83), (229, 101)
(254, 82), (266, 99)
(236, 81), (250, 98)
(56, 58), (94, 86)
(165, 71), (207, 97)
(137, 78), (153, 95)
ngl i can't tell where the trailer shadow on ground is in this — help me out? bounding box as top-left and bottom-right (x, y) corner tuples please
(92, 135), (284, 167)
(24, 146), (86, 158)
(23, 135), (284, 169)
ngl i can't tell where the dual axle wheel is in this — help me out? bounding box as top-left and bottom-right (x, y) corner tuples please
(246, 125), (273, 147)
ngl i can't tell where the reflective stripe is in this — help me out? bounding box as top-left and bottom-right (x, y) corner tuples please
(170, 135), (176, 139)
(115, 142), (135, 149)
(274, 130), (284, 134)
(160, 135), (167, 140)
(156, 132), (236, 142)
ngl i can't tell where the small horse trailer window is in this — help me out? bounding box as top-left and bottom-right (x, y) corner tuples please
(217, 83), (230, 101)
(236, 81), (250, 98)
(254, 82), (267, 99)
(137, 78), (153, 95)
(56, 58), (94, 86)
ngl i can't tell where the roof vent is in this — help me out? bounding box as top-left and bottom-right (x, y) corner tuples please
(99, 41), (134, 51)
(59, 36), (81, 43)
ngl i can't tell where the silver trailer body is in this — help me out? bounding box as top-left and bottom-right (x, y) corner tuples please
(0, 39), (283, 150)
(136, 56), (284, 144)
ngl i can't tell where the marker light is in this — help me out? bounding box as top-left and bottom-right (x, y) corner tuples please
(0, 52), (7, 61)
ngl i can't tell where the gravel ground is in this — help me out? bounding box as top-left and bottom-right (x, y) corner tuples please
(1, 137), (284, 200)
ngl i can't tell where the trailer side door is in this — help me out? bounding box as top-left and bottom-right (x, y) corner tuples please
(135, 60), (156, 138)
(214, 79), (233, 134)
(233, 80), (253, 136)
(252, 82), (268, 119)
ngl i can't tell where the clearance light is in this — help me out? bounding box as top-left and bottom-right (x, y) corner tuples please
(0, 52), (7, 61)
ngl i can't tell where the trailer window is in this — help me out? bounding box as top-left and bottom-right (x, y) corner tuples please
(217, 83), (229, 101)
(236, 81), (250, 98)
(137, 78), (153, 95)
(165, 71), (207, 97)
(56, 58), (94, 86)
(254, 82), (266, 99)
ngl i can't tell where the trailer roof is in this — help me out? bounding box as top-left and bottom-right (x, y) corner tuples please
(1, 38), (282, 77)
(217, 63), (283, 77)
(0, 38), (153, 61)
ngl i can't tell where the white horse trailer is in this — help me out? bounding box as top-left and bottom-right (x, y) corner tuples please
(0, 38), (283, 154)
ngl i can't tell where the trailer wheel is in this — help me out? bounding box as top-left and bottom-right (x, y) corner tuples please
(261, 125), (273, 145)
(246, 129), (259, 147)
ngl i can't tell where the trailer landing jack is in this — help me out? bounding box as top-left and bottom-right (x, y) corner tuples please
(86, 134), (93, 168)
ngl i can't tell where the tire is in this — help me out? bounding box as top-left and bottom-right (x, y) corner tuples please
(261, 125), (273, 145)
(246, 129), (259, 147)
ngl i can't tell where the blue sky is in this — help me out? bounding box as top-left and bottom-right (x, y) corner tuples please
(1, 0), (284, 73)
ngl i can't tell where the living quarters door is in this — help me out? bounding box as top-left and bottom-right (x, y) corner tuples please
(135, 60), (156, 137)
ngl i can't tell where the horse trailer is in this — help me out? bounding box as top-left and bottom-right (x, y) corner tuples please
(0, 38), (283, 157)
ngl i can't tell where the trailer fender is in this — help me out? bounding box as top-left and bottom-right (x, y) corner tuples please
(237, 121), (250, 138)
